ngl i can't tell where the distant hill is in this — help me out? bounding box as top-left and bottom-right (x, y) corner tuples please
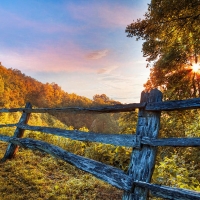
(0, 65), (120, 133)
(0, 65), (93, 108)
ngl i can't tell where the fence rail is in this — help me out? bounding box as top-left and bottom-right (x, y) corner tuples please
(0, 103), (145, 113)
(0, 89), (200, 200)
(1, 123), (200, 148)
(1, 95), (200, 114)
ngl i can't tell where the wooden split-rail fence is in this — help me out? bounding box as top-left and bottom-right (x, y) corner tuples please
(0, 89), (200, 199)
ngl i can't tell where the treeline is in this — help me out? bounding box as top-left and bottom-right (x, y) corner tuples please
(0, 65), (120, 133)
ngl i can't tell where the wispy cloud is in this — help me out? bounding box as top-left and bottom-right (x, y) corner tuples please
(96, 73), (146, 103)
(0, 43), (86, 73)
(0, 43), (111, 74)
(97, 65), (119, 74)
(66, 2), (146, 29)
(86, 49), (109, 60)
(97, 4), (142, 28)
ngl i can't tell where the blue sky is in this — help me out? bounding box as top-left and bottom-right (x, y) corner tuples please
(0, 0), (150, 103)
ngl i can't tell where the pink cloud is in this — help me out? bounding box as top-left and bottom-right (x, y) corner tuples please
(97, 65), (119, 74)
(97, 5), (143, 28)
(0, 42), (113, 74)
(86, 49), (109, 60)
(97, 68), (107, 74)
(66, 2), (146, 28)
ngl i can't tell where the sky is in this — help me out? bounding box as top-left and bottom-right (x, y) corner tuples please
(0, 0), (150, 103)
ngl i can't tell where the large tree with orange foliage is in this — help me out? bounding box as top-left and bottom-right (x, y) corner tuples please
(126, 0), (200, 99)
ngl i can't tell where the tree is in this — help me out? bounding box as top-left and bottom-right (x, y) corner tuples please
(93, 94), (110, 104)
(126, 0), (200, 99)
(0, 75), (4, 94)
(0, 75), (4, 107)
(118, 111), (137, 134)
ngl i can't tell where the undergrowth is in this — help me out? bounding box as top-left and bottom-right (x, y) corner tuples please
(0, 141), (123, 200)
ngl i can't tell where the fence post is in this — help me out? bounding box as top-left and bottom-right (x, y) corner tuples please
(1, 102), (32, 162)
(123, 89), (162, 200)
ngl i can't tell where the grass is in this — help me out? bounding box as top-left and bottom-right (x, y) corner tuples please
(0, 141), (123, 200)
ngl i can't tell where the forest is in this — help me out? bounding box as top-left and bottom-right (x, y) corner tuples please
(0, 0), (200, 199)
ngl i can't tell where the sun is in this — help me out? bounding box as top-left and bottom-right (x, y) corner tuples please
(192, 63), (200, 73)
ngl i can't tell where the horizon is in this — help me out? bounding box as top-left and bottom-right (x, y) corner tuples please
(0, 0), (150, 103)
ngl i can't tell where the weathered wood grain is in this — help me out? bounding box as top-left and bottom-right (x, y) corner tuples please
(134, 180), (200, 200)
(1, 103), (32, 162)
(1, 123), (199, 147)
(14, 124), (136, 147)
(0, 135), (10, 143)
(146, 97), (200, 111)
(0, 103), (145, 114)
(123, 89), (163, 200)
(0, 123), (17, 128)
(0, 95), (200, 115)
(1, 97), (200, 114)
(141, 137), (200, 147)
(0, 135), (133, 191)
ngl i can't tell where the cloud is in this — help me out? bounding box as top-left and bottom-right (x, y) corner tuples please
(66, 1), (148, 29)
(97, 5), (140, 28)
(97, 65), (119, 74)
(0, 42), (112, 74)
(95, 72), (146, 103)
(0, 42), (85, 73)
(86, 49), (109, 60)
(97, 68), (107, 74)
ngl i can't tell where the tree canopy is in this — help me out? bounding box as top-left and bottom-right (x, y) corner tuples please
(126, 0), (200, 99)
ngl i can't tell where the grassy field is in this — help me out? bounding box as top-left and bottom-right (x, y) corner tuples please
(0, 141), (123, 200)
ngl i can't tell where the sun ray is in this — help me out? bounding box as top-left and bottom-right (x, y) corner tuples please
(192, 63), (199, 73)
